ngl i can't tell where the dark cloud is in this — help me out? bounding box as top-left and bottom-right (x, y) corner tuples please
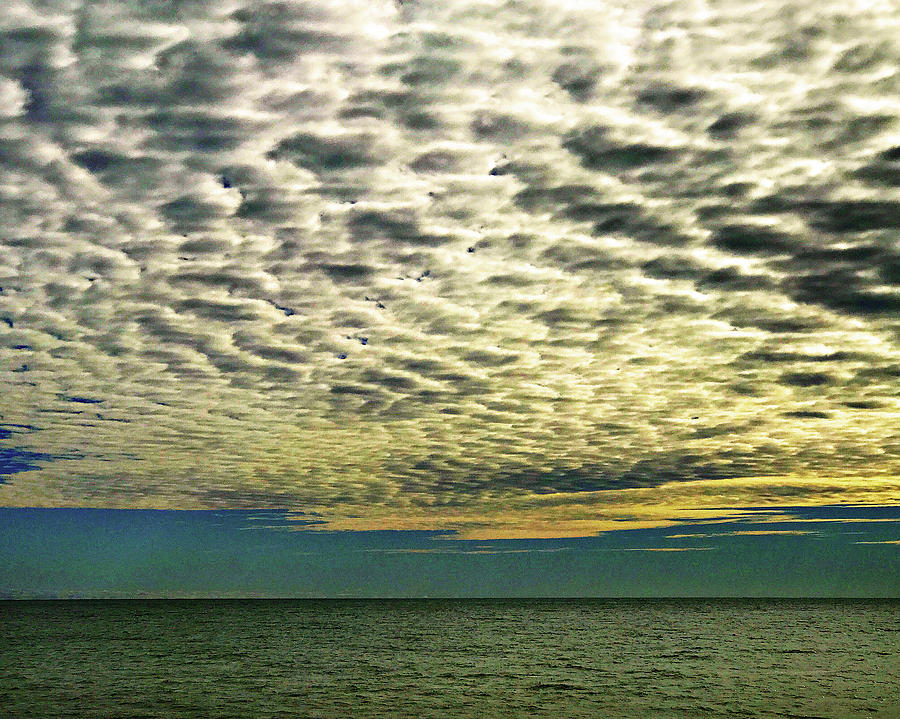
(312, 261), (376, 283)
(688, 423), (757, 440)
(563, 126), (682, 172)
(360, 368), (420, 392)
(708, 225), (798, 255)
(852, 365), (900, 383)
(243, 343), (307, 365)
(513, 184), (598, 213)
(159, 196), (234, 233)
(177, 298), (263, 323)
(854, 162), (900, 187)
(222, 2), (347, 61)
(7, 50), (59, 124)
(706, 111), (756, 138)
(851, 145), (900, 187)
(783, 410), (829, 419)
(539, 241), (631, 273)
(464, 349), (519, 367)
(145, 109), (252, 153)
(535, 306), (597, 329)
(779, 371), (834, 388)
(191, 486), (322, 510)
(784, 270), (900, 317)
(552, 60), (601, 101)
(806, 200), (900, 234)
(237, 191), (305, 224)
(843, 400), (885, 410)
(341, 87), (443, 132)
(739, 350), (861, 364)
(409, 149), (462, 174)
(396, 55), (462, 88)
(776, 244), (888, 270)
(697, 267), (773, 293)
(635, 82), (706, 113)
(346, 209), (449, 246)
(266, 132), (379, 172)
(831, 41), (894, 73)
(330, 383), (377, 397)
(178, 237), (232, 256)
(484, 273), (541, 288)
(170, 269), (273, 294)
(470, 111), (531, 141)
(477, 452), (770, 496)
(155, 41), (241, 104)
(513, 185), (689, 247)
(72, 149), (148, 175)
(641, 255), (707, 281)
(821, 114), (895, 148)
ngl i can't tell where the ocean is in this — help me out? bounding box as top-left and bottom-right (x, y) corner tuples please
(1, 599), (898, 718)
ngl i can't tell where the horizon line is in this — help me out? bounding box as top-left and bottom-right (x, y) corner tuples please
(3, 595), (899, 602)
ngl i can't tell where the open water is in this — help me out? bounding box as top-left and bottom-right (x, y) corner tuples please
(1, 599), (898, 718)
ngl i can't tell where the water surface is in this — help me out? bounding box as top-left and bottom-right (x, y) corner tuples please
(2, 599), (898, 718)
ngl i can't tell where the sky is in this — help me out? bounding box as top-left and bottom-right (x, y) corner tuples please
(0, 0), (898, 597)
(2, 506), (899, 598)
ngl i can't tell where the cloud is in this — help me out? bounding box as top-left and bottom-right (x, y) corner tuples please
(0, 0), (897, 535)
(222, 2), (350, 62)
(706, 111), (757, 139)
(563, 125), (683, 173)
(708, 225), (798, 256)
(668, 530), (815, 538)
(551, 59), (601, 102)
(607, 547), (716, 552)
(779, 371), (834, 388)
(266, 131), (381, 173)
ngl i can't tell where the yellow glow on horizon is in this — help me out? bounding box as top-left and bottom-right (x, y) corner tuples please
(282, 474), (900, 540)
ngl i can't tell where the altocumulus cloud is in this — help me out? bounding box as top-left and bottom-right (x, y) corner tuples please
(0, 0), (897, 537)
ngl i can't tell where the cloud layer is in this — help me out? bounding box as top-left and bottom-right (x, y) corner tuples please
(0, 0), (897, 533)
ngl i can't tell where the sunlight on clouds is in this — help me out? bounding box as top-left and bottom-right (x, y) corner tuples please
(277, 475), (900, 539)
(0, 0), (897, 536)
(668, 530), (816, 538)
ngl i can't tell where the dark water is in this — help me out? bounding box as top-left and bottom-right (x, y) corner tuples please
(1, 599), (898, 718)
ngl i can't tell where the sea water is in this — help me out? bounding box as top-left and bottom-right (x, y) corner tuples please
(1, 599), (898, 718)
